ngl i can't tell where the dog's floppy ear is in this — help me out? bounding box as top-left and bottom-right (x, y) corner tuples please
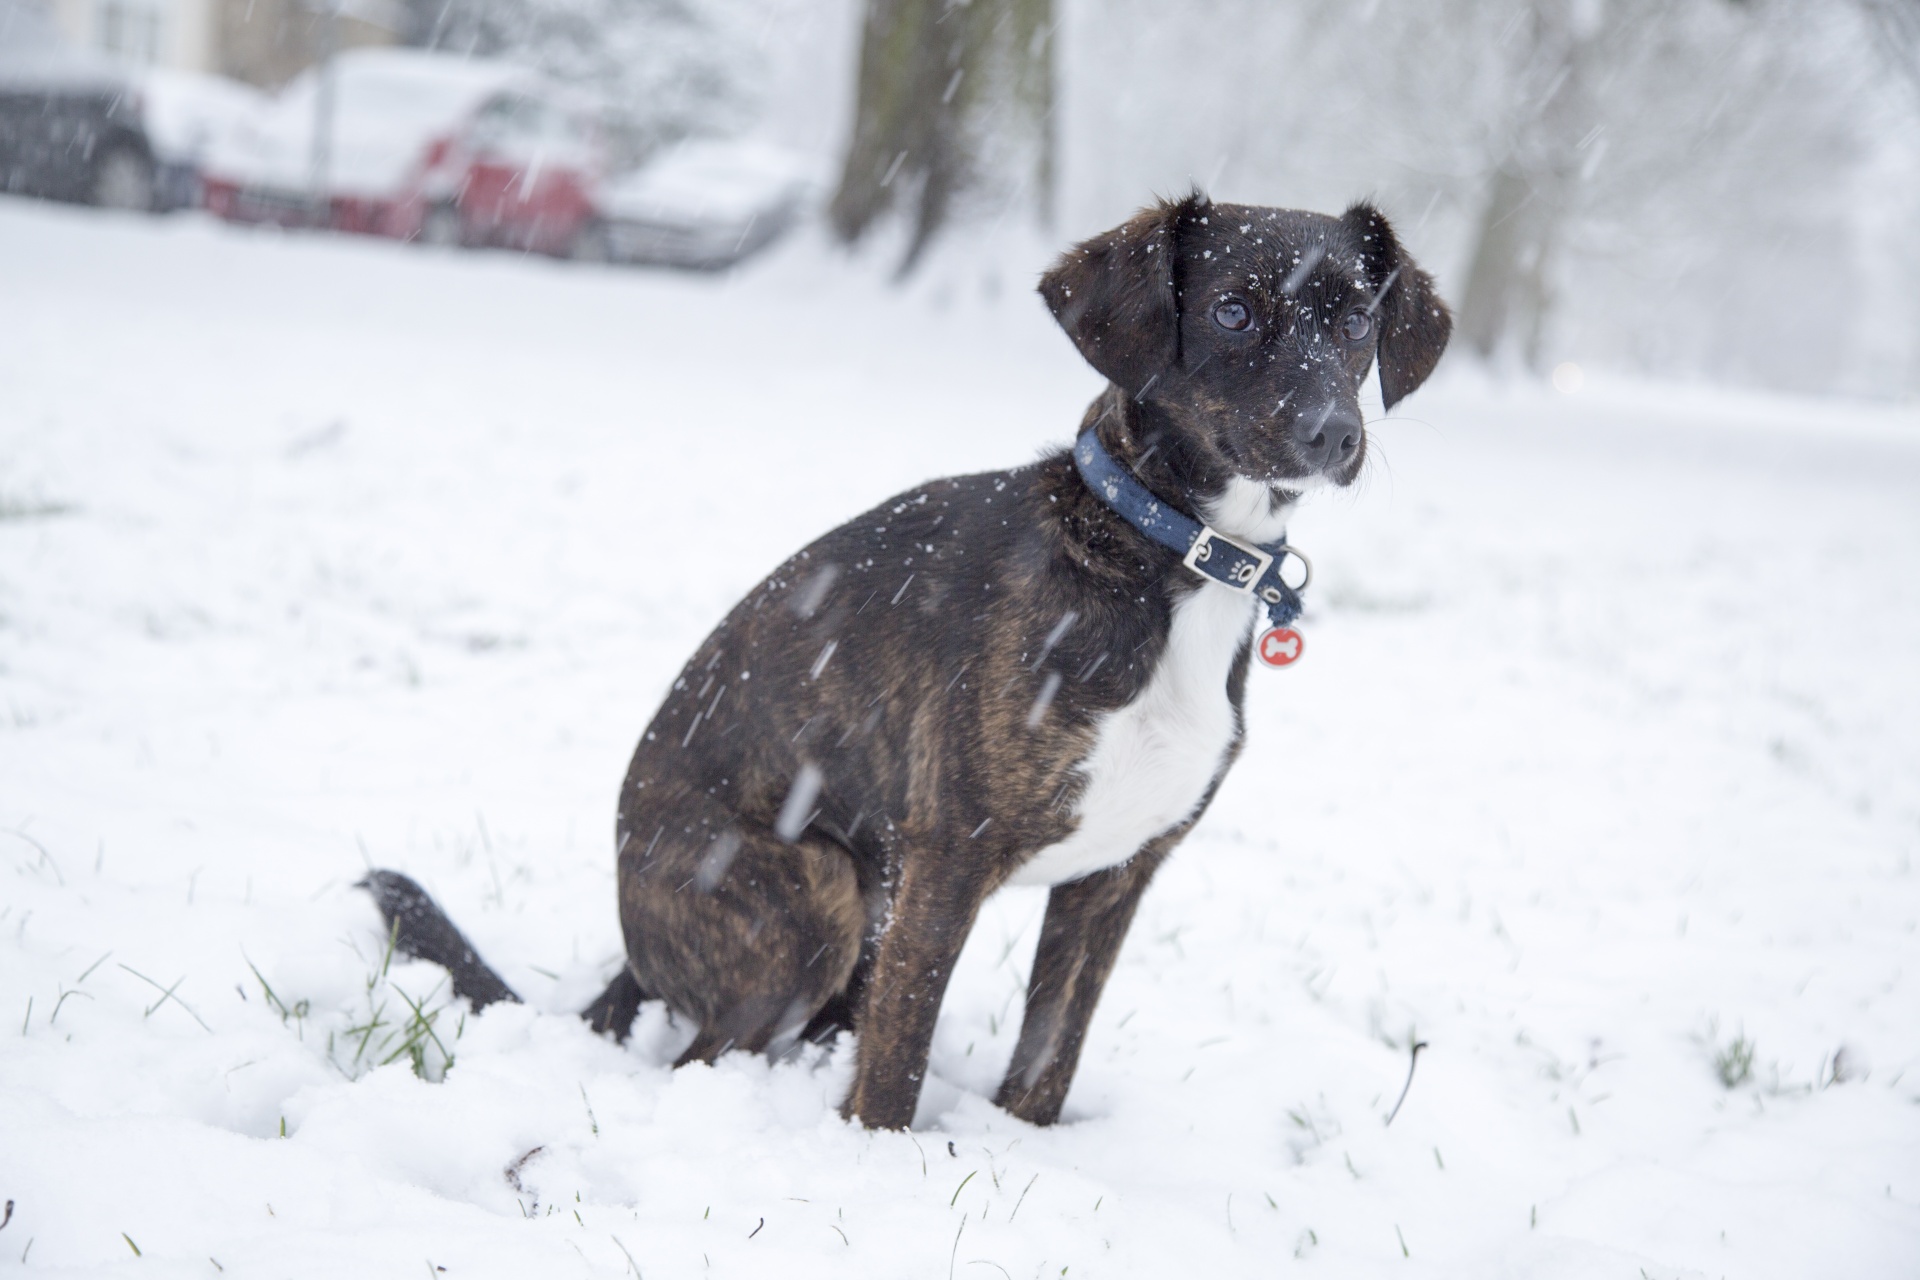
(1039, 191), (1208, 397)
(1342, 202), (1451, 411)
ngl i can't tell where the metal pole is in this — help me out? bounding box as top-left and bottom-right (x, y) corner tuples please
(309, 0), (339, 227)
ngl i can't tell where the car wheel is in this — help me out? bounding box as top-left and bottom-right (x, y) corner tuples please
(569, 220), (613, 264)
(418, 202), (464, 248)
(92, 147), (154, 212)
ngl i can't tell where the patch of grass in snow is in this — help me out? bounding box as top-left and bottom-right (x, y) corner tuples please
(250, 923), (463, 1082)
(247, 958), (310, 1032)
(1714, 1033), (1756, 1089)
(1283, 1097), (1341, 1164)
(0, 493), (73, 521)
(329, 923), (461, 1081)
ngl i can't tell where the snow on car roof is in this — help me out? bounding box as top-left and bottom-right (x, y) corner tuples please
(203, 49), (541, 199)
(304, 48), (531, 107)
(139, 68), (269, 164)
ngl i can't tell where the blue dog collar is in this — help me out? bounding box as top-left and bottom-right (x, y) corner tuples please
(1072, 429), (1309, 629)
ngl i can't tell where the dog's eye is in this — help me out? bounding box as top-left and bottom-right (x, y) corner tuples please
(1213, 299), (1252, 332)
(1342, 310), (1373, 341)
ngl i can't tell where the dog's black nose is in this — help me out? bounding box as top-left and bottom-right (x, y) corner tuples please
(1293, 406), (1364, 471)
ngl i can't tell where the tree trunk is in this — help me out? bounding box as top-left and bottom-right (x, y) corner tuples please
(1456, 163), (1559, 366)
(1454, 0), (1595, 371)
(1857, 0), (1920, 101)
(830, 0), (1054, 274)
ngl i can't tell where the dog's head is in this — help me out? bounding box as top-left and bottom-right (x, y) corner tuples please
(1040, 192), (1450, 494)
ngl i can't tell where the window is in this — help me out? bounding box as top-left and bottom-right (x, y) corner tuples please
(95, 0), (162, 64)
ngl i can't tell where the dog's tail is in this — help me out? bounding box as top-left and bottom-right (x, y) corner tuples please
(356, 870), (521, 1008)
(356, 869), (644, 1040)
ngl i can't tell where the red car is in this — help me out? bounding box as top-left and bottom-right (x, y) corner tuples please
(203, 49), (608, 258)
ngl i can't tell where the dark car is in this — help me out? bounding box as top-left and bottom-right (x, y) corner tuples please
(0, 0), (149, 207)
(0, 0), (260, 211)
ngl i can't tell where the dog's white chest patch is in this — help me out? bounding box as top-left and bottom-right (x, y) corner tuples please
(1009, 584), (1256, 888)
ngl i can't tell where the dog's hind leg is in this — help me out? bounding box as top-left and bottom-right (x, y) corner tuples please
(356, 870), (521, 1008)
(616, 792), (865, 1066)
(797, 986), (859, 1046)
(581, 967), (647, 1040)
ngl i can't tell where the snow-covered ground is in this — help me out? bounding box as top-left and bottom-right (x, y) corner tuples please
(3, 199), (1918, 1279)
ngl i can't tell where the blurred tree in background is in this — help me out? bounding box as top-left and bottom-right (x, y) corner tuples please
(1454, 0), (1777, 370)
(829, 0), (1055, 272)
(1059, 0), (1915, 395)
(1454, 0), (1622, 369)
(1858, 0), (1920, 98)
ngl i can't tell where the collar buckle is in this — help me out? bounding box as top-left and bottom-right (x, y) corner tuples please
(1182, 526), (1274, 593)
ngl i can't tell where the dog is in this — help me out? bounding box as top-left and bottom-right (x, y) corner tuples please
(365, 190), (1450, 1131)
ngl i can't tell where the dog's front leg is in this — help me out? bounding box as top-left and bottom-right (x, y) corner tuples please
(840, 853), (988, 1129)
(994, 847), (1170, 1126)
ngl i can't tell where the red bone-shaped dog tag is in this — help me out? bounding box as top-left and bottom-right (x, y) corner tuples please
(1256, 626), (1304, 669)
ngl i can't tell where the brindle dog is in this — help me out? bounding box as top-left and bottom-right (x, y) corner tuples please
(365, 191), (1450, 1130)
